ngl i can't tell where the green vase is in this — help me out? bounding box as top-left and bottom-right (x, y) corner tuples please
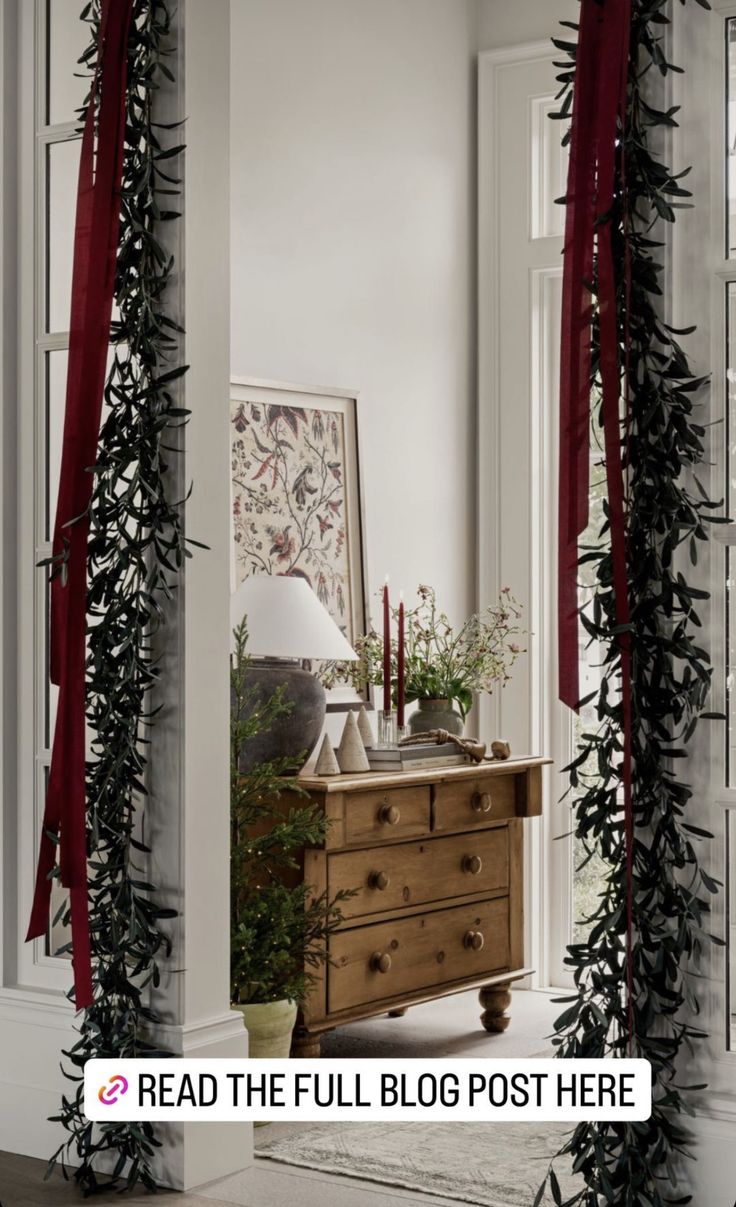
(234, 999), (298, 1058)
(408, 698), (464, 737)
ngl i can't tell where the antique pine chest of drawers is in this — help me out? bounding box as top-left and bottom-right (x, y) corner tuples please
(290, 756), (547, 1056)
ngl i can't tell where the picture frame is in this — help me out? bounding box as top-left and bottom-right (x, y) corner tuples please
(230, 377), (369, 709)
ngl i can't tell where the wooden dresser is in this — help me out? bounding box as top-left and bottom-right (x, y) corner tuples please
(291, 756), (547, 1056)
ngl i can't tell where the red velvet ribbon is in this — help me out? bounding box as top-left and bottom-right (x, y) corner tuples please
(26, 0), (133, 1011)
(558, 0), (634, 1040)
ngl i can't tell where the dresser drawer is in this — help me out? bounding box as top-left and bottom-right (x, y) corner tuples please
(328, 897), (510, 1012)
(343, 785), (431, 846)
(434, 774), (516, 832)
(329, 828), (509, 920)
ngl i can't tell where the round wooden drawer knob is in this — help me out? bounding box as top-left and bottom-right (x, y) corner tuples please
(378, 803), (401, 825)
(462, 854), (483, 875)
(472, 792), (492, 815)
(369, 870), (390, 891)
(464, 930), (485, 951)
(370, 952), (392, 973)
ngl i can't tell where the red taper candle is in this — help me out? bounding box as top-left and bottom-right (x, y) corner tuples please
(397, 592), (405, 727)
(382, 577), (391, 713)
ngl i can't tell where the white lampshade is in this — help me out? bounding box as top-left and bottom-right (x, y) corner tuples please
(230, 574), (358, 661)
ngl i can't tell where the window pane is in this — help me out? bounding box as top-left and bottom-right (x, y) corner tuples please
(44, 344), (118, 541)
(727, 285), (736, 783)
(47, 0), (88, 127)
(42, 573), (58, 752)
(44, 348), (67, 542)
(44, 347), (65, 754)
(39, 768), (71, 961)
(46, 881), (70, 961)
(723, 545), (728, 786)
(530, 95), (567, 240)
(723, 811), (728, 1057)
(728, 20), (736, 257)
(42, 345), (116, 747)
(571, 421), (610, 940)
(46, 138), (80, 333)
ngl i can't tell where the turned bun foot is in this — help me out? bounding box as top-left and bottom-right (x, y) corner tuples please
(479, 983), (512, 1033)
(387, 1007), (407, 1017)
(291, 1028), (324, 1058)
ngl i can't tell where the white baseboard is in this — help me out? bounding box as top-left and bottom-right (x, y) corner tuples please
(0, 989), (75, 1161)
(685, 1108), (736, 1206)
(0, 991), (252, 1191)
(151, 1009), (252, 1190)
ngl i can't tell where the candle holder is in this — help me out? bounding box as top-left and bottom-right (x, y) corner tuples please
(376, 709), (398, 749)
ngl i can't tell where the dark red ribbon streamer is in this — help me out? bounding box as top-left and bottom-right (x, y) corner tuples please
(26, 0), (133, 1010)
(557, 0), (635, 1042)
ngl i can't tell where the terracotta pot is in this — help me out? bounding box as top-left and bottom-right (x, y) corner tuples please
(408, 698), (464, 737)
(235, 999), (298, 1059)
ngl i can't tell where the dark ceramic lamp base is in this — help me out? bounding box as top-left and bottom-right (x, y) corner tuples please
(237, 659), (325, 773)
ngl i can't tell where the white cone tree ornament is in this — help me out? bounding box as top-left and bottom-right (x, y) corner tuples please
(314, 732), (340, 776)
(337, 710), (370, 773)
(357, 706), (374, 749)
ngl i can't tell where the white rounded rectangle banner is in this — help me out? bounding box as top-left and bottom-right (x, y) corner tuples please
(85, 1058), (651, 1123)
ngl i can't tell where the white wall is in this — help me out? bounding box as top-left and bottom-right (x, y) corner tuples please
(477, 0), (578, 51)
(230, 0), (478, 631)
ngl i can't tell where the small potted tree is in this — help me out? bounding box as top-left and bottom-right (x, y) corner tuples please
(231, 619), (350, 1057)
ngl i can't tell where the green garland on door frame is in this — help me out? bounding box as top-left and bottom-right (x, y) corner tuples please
(47, 0), (188, 1193)
(537, 2), (725, 1205)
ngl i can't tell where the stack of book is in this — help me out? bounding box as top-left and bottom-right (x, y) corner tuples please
(366, 742), (467, 772)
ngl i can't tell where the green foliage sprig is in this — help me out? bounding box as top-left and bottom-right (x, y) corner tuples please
(47, 0), (187, 1193)
(334, 583), (525, 720)
(230, 620), (352, 1005)
(539, 3), (725, 1205)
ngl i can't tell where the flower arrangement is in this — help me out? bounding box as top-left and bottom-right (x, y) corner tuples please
(340, 584), (525, 720)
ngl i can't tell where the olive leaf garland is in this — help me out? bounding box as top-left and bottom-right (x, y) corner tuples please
(538, 2), (725, 1205)
(47, 0), (187, 1193)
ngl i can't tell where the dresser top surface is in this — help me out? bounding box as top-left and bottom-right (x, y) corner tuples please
(297, 754), (551, 793)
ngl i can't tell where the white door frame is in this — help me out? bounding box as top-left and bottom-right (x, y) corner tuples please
(478, 41), (573, 993)
(670, 0), (736, 1176)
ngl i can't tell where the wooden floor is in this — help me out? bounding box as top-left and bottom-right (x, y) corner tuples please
(0, 1149), (226, 1207)
(0, 1151), (231, 1207)
(0, 1149), (464, 1207)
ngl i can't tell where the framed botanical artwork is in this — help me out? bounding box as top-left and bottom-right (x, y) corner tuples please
(230, 377), (369, 707)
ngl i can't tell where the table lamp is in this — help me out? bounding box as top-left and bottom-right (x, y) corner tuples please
(230, 574), (358, 771)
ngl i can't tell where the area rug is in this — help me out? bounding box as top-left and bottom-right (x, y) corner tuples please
(256, 1121), (581, 1207)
